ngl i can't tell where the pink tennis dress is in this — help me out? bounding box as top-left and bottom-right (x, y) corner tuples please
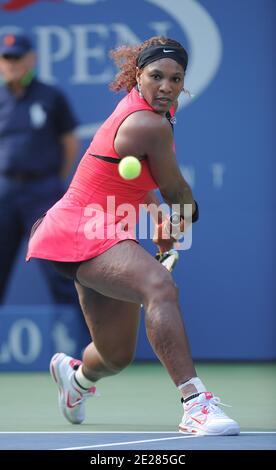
(26, 88), (159, 262)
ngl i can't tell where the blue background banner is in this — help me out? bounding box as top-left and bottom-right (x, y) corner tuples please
(1, 0), (275, 368)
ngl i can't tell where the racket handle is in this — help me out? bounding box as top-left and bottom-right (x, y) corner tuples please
(156, 249), (179, 272)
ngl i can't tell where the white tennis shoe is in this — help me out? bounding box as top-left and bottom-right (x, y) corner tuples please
(179, 392), (240, 436)
(50, 352), (97, 424)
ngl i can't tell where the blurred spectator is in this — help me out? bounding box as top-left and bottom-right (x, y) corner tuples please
(0, 32), (80, 304)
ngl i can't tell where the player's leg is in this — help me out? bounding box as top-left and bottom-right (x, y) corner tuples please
(74, 240), (240, 435)
(50, 286), (140, 424)
(76, 240), (196, 386)
(75, 284), (141, 381)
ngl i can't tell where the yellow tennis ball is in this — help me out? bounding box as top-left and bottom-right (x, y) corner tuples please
(118, 156), (141, 180)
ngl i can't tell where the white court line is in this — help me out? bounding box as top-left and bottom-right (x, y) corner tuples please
(0, 431), (188, 434)
(55, 432), (276, 451)
(56, 435), (198, 450)
(0, 431), (275, 434)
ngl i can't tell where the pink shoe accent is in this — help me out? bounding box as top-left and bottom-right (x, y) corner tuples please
(66, 389), (83, 408)
(50, 363), (58, 383)
(69, 358), (82, 369)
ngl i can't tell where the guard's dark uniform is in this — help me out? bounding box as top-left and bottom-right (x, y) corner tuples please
(0, 77), (78, 303)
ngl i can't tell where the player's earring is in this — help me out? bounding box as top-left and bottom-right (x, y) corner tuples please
(137, 82), (143, 98)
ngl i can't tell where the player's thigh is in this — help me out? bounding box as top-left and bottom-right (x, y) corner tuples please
(76, 240), (173, 304)
(75, 282), (140, 358)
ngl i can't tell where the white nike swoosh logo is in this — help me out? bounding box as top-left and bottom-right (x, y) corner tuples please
(163, 49), (174, 53)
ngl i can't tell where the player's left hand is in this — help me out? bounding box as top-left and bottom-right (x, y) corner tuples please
(152, 217), (184, 253)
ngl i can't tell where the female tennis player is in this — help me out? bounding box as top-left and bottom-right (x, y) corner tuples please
(26, 36), (239, 435)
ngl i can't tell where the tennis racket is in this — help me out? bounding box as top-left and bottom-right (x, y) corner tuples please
(155, 248), (179, 272)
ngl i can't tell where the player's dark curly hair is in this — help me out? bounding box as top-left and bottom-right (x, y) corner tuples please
(109, 36), (185, 93)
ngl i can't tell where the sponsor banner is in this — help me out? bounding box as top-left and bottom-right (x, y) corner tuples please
(0, 306), (89, 371)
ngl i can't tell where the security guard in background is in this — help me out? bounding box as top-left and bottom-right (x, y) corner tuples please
(0, 33), (80, 304)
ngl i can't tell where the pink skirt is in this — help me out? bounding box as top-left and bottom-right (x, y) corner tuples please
(26, 195), (137, 262)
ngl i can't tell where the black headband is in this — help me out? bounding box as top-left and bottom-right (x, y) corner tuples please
(137, 44), (188, 71)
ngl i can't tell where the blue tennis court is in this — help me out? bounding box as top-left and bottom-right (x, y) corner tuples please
(0, 431), (275, 450)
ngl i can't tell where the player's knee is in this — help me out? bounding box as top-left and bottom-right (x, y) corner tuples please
(160, 278), (179, 302)
(144, 270), (179, 305)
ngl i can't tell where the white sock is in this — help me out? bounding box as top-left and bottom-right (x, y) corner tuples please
(74, 365), (95, 390)
(178, 377), (207, 396)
